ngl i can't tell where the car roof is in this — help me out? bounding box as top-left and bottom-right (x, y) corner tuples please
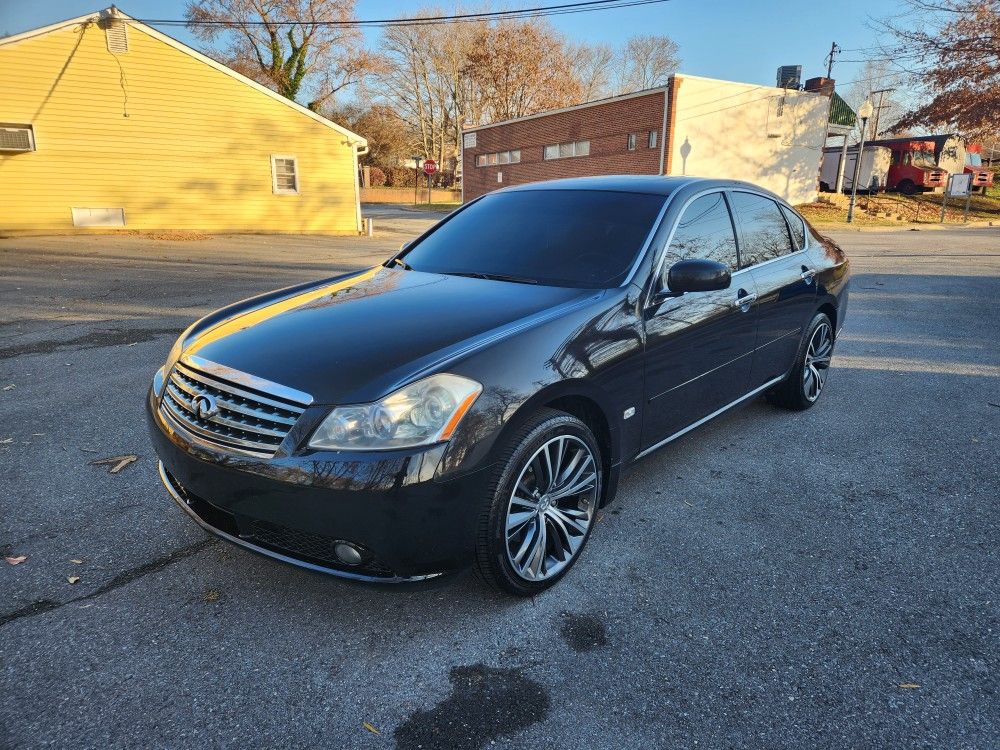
(499, 175), (784, 200)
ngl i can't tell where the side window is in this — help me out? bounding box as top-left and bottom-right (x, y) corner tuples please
(658, 193), (738, 287)
(780, 204), (806, 250)
(729, 192), (793, 267)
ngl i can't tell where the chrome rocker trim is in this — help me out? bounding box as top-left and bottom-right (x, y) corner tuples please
(158, 461), (444, 584)
(635, 374), (786, 460)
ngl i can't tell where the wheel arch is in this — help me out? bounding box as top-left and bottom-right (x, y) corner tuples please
(500, 381), (619, 507)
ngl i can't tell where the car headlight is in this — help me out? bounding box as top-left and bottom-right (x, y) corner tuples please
(308, 373), (482, 451)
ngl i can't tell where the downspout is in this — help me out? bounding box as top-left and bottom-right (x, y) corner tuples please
(352, 141), (369, 234)
(658, 87), (668, 174)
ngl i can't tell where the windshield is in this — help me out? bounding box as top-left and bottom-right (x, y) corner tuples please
(967, 153), (983, 167)
(911, 150), (937, 168)
(399, 189), (666, 288)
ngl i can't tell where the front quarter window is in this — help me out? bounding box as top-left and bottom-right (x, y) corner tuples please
(658, 192), (738, 289)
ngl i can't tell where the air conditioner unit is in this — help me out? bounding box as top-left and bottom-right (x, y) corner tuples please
(0, 126), (35, 153)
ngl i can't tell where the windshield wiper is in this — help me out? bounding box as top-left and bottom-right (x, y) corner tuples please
(447, 271), (538, 285)
(390, 257), (413, 271)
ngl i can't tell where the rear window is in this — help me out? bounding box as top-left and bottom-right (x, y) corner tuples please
(729, 192), (794, 267)
(401, 190), (666, 288)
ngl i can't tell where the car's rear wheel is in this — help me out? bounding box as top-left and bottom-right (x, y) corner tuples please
(767, 312), (834, 411)
(475, 409), (602, 596)
(897, 179), (917, 196)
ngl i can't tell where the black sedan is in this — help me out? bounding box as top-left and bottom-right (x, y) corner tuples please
(148, 176), (849, 596)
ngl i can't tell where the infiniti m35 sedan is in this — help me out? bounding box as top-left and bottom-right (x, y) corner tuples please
(149, 176), (849, 596)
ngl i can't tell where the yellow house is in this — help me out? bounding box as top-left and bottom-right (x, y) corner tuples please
(0, 7), (367, 234)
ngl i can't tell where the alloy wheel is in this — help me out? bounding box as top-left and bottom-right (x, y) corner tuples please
(803, 321), (833, 402)
(504, 435), (599, 581)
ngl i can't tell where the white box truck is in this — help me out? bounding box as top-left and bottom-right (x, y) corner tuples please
(820, 145), (892, 193)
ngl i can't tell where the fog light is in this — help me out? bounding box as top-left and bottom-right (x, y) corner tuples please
(334, 542), (363, 566)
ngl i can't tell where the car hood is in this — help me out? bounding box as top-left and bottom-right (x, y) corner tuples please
(180, 266), (596, 404)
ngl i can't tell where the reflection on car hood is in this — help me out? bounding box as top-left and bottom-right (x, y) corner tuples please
(180, 266), (595, 404)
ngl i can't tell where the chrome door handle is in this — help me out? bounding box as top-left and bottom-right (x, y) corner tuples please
(800, 267), (817, 283)
(732, 292), (757, 309)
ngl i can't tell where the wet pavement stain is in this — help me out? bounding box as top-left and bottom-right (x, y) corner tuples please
(394, 663), (549, 750)
(559, 611), (608, 652)
(0, 327), (178, 359)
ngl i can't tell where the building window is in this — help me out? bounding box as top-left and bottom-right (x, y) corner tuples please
(476, 150), (520, 167)
(627, 133), (637, 151)
(648, 131), (658, 149)
(271, 155), (299, 194)
(544, 140), (589, 160)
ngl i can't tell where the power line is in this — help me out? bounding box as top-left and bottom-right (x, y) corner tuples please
(140, 0), (674, 28)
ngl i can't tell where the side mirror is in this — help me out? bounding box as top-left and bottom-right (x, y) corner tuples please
(665, 258), (731, 294)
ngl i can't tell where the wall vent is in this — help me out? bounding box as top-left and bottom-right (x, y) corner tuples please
(103, 17), (129, 54)
(0, 125), (35, 152)
(71, 208), (126, 227)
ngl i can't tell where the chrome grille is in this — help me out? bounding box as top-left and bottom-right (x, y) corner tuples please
(159, 360), (308, 457)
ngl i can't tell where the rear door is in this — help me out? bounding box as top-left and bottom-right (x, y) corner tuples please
(728, 191), (817, 387)
(641, 191), (758, 448)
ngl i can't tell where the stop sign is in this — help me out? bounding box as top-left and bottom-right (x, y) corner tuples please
(422, 159), (438, 175)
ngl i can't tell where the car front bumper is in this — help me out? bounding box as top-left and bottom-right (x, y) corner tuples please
(147, 389), (493, 582)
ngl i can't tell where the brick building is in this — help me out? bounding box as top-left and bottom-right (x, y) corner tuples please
(462, 73), (833, 206)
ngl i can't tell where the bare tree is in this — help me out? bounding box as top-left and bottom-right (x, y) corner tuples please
(569, 42), (614, 101)
(612, 35), (681, 94)
(845, 59), (906, 141)
(185, 0), (382, 111)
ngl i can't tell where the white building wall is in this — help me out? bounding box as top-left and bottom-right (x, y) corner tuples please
(667, 74), (830, 205)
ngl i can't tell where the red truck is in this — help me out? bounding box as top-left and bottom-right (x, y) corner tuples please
(965, 144), (993, 191)
(880, 140), (949, 195)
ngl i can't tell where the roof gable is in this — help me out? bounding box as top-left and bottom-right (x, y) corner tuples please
(0, 7), (366, 146)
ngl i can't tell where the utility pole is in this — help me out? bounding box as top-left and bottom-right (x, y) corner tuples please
(826, 42), (841, 78)
(869, 87), (896, 140)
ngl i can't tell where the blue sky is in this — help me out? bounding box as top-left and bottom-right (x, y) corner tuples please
(1, 0), (899, 93)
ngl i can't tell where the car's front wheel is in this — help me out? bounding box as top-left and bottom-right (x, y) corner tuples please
(475, 408), (602, 596)
(767, 312), (835, 410)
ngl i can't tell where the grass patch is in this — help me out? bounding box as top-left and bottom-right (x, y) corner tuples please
(798, 189), (1000, 227)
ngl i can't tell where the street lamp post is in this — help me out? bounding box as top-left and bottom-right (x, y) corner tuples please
(847, 100), (875, 224)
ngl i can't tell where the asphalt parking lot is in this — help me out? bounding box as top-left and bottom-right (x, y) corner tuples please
(1, 221), (998, 748)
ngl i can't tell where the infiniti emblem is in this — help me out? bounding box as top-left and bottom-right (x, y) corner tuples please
(191, 394), (219, 419)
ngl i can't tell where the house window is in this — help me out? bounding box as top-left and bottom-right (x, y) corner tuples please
(627, 133), (637, 151)
(649, 131), (658, 149)
(475, 150), (520, 167)
(271, 155), (299, 194)
(544, 140), (589, 160)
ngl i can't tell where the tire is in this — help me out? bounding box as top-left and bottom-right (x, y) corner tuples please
(474, 408), (602, 597)
(897, 179), (917, 196)
(819, 181), (831, 193)
(766, 312), (835, 411)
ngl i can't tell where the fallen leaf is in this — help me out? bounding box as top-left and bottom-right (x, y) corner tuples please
(67, 576), (81, 584)
(70, 559), (84, 565)
(898, 683), (921, 689)
(0, 438), (13, 444)
(90, 455), (139, 473)
(202, 589), (221, 603)
(362, 722), (381, 735)
(2, 384), (15, 391)
(5, 555), (27, 566)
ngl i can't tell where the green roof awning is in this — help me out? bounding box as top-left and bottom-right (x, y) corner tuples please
(829, 92), (857, 128)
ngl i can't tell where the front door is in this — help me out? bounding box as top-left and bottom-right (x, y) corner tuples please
(641, 192), (758, 448)
(728, 192), (818, 387)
